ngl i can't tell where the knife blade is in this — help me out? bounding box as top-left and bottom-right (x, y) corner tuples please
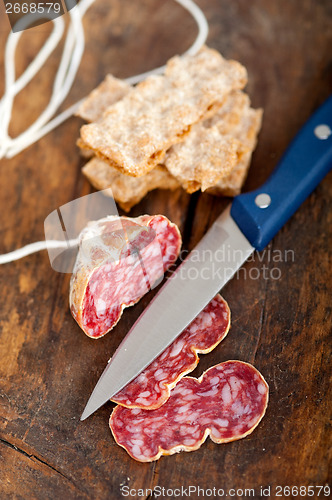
(81, 94), (332, 421)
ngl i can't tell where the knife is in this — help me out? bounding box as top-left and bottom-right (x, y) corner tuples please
(81, 95), (332, 421)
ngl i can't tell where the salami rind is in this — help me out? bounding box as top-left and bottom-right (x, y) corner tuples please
(70, 215), (181, 338)
(110, 361), (269, 462)
(112, 295), (230, 409)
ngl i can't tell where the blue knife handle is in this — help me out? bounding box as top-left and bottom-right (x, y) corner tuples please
(231, 95), (332, 251)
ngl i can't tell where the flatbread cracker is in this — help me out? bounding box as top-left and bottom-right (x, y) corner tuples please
(164, 127), (241, 193)
(82, 157), (180, 212)
(203, 90), (250, 131)
(76, 75), (131, 123)
(77, 138), (94, 159)
(80, 46), (247, 177)
(76, 76), (131, 158)
(208, 101), (263, 196)
(164, 91), (262, 194)
(207, 157), (251, 197)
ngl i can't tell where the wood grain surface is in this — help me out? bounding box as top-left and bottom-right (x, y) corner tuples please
(0, 1), (331, 499)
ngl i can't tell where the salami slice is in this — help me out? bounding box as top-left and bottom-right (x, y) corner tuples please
(110, 361), (269, 462)
(112, 295), (230, 409)
(70, 215), (181, 338)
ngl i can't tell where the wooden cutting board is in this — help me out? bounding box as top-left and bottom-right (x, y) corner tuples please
(0, 1), (331, 498)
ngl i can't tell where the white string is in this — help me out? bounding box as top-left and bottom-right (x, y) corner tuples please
(0, 0), (208, 159)
(0, 239), (79, 264)
(0, 0), (208, 264)
(1, 2), (92, 157)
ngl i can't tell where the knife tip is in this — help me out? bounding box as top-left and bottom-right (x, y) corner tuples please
(80, 407), (91, 421)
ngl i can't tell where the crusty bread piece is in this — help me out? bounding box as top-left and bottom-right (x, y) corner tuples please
(82, 157), (180, 212)
(163, 126), (241, 193)
(80, 47), (247, 177)
(76, 75), (131, 123)
(206, 93), (263, 196)
(79, 90), (262, 200)
(76, 50), (261, 205)
(164, 91), (262, 194)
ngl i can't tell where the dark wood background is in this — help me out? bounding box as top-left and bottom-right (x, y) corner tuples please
(0, 1), (331, 498)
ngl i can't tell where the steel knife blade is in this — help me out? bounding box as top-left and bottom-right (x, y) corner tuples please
(81, 94), (332, 421)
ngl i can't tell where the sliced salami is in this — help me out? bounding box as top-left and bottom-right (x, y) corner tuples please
(110, 361), (269, 462)
(70, 215), (181, 338)
(112, 294), (230, 409)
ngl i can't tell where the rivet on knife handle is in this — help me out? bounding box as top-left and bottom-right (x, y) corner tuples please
(231, 94), (332, 251)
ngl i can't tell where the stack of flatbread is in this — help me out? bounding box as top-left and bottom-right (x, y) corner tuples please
(77, 46), (262, 211)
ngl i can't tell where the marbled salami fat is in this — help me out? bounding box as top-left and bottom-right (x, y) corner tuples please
(70, 215), (181, 338)
(110, 361), (268, 462)
(112, 295), (230, 409)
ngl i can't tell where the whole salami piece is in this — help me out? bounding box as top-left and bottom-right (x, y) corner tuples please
(110, 361), (269, 462)
(70, 215), (181, 338)
(112, 294), (230, 409)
